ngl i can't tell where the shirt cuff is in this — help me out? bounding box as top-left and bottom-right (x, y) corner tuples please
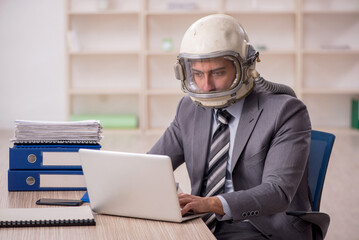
(216, 195), (233, 221)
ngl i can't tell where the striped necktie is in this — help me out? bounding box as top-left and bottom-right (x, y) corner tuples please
(201, 109), (232, 233)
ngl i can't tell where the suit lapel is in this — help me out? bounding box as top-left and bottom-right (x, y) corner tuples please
(231, 91), (263, 171)
(192, 106), (213, 195)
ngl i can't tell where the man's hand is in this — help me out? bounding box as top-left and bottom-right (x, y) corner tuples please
(178, 193), (224, 216)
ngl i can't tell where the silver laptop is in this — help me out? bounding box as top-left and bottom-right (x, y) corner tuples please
(79, 149), (203, 222)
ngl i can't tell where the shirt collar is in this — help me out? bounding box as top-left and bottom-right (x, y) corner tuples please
(213, 98), (245, 122)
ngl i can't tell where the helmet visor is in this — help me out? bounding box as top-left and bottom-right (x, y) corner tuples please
(180, 55), (241, 95)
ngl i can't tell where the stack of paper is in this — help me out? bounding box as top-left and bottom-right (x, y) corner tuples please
(11, 120), (103, 144)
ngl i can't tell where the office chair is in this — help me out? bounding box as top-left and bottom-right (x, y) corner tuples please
(287, 130), (335, 240)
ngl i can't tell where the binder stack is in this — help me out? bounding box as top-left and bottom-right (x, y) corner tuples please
(8, 120), (103, 191)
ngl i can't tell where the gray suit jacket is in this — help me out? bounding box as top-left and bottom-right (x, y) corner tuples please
(149, 87), (313, 239)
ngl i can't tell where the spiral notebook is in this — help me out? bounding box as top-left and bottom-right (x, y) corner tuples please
(0, 206), (95, 228)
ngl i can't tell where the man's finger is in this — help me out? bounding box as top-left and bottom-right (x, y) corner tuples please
(181, 202), (194, 215)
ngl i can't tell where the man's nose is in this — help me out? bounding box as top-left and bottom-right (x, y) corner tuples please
(202, 75), (215, 92)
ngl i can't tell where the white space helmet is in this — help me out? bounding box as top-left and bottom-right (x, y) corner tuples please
(174, 14), (259, 108)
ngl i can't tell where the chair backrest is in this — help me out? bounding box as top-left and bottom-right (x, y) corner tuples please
(308, 130), (335, 211)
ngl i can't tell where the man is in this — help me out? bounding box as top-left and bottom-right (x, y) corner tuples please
(149, 14), (312, 239)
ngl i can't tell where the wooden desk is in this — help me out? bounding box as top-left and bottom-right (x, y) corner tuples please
(0, 187), (215, 240)
(0, 131), (215, 240)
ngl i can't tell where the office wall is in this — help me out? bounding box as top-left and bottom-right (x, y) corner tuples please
(0, 0), (66, 130)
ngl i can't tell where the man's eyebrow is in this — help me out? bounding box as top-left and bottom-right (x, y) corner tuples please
(211, 67), (226, 72)
(191, 66), (226, 72)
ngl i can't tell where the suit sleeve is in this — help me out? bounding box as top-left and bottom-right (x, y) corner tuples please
(148, 97), (186, 170)
(221, 97), (311, 222)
